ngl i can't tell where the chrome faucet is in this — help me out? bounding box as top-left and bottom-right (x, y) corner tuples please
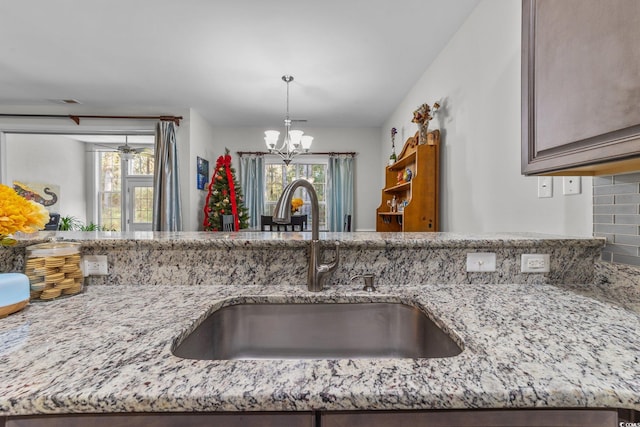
(273, 179), (339, 292)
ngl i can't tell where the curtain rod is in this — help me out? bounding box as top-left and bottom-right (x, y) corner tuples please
(0, 113), (183, 126)
(237, 151), (357, 157)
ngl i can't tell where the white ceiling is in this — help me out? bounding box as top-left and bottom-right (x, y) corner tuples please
(0, 0), (479, 128)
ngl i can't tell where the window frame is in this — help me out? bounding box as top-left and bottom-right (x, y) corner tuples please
(263, 155), (329, 230)
(93, 143), (154, 231)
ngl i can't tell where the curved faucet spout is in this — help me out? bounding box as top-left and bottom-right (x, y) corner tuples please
(273, 179), (339, 291)
(273, 179), (319, 241)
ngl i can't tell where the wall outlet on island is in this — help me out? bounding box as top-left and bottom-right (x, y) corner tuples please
(83, 255), (109, 276)
(521, 254), (550, 273)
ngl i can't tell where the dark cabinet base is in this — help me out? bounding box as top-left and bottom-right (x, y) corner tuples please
(322, 409), (618, 427)
(4, 412), (313, 427)
(4, 408), (633, 427)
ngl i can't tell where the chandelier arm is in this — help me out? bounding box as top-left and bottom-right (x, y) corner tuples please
(272, 138), (289, 153)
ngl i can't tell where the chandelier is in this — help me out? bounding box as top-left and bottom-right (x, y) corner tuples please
(264, 75), (313, 165)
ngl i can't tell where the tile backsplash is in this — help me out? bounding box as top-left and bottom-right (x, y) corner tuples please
(594, 172), (640, 266)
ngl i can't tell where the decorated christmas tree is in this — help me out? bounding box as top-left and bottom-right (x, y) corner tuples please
(203, 148), (249, 231)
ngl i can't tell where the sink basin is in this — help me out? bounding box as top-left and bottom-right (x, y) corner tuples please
(172, 302), (462, 360)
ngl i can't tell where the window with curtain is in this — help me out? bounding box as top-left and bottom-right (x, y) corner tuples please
(327, 155), (354, 232)
(96, 149), (154, 231)
(239, 155), (264, 229)
(264, 157), (328, 230)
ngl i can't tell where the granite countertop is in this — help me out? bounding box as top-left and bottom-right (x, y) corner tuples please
(1, 281), (639, 416)
(13, 230), (606, 249)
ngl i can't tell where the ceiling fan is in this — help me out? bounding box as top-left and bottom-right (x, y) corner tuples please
(92, 136), (154, 158)
(116, 137), (152, 158)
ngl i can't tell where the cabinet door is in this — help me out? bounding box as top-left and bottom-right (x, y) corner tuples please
(322, 409), (618, 427)
(6, 412), (314, 427)
(522, 0), (640, 175)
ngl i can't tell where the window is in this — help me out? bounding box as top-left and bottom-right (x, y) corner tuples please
(96, 144), (154, 231)
(128, 151), (155, 176)
(99, 152), (122, 230)
(264, 157), (328, 230)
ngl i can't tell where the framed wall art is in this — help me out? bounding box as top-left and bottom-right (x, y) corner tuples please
(197, 156), (209, 190)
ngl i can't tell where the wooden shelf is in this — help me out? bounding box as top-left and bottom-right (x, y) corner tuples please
(388, 152), (416, 171)
(376, 130), (440, 232)
(384, 182), (411, 193)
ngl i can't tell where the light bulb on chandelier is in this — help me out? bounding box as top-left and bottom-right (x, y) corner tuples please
(264, 75), (313, 165)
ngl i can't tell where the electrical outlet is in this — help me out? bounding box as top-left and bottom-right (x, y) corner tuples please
(563, 176), (581, 195)
(83, 255), (108, 276)
(521, 254), (550, 273)
(466, 253), (496, 272)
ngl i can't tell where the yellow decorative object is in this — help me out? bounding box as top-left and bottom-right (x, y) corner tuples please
(291, 197), (304, 214)
(0, 183), (49, 246)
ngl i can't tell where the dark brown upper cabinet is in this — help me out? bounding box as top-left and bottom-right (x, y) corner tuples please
(522, 0), (640, 176)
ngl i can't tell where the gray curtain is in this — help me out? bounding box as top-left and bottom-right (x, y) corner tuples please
(239, 155), (264, 229)
(327, 155), (354, 232)
(152, 121), (182, 231)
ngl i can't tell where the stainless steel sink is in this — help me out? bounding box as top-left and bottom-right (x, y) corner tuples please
(172, 302), (463, 360)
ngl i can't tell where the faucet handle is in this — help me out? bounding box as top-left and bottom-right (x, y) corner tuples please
(318, 241), (340, 272)
(350, 273), (376, 292)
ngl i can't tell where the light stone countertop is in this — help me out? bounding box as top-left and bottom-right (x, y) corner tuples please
(4, 232), (605, 291)
(10, 230), (606, 249)
(0, 281), (638, 416)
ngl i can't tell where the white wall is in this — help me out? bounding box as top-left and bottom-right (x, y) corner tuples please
(207, 126), (381, 231)
(0, 109), (213, 232)
(382, 0), (592, 236)
(185, 109), (218, 231)
(175, 111), (192, 231)
(5, 134), (86, 221)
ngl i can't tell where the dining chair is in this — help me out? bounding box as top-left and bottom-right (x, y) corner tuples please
(343, 214), (352, 232)
(261, 215), (277, 231)
(290, 215), (307, 231)
(43, 213), (61, 231)
(261, 215), (303, 231)
(221, 215), (235, 232)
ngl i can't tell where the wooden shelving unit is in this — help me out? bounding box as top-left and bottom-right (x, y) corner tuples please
(376, 130), (440, 232)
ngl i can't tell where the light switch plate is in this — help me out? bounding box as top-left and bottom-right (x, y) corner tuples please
(466, 253), (496, 272)
(537, 177), (553, 198)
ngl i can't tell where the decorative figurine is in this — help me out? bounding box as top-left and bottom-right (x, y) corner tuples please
(386, 195), (397, 212)
(412, 102), (440, 145)
(397, 171), (405, 184)
(404, 168), (412, 182)
(389, 127), (398, 165)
